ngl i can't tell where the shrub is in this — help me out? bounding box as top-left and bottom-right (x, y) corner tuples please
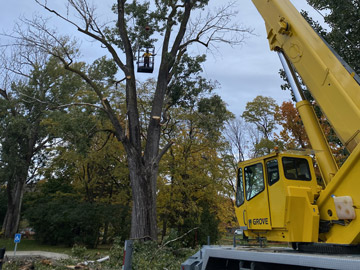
(103, 240), (195, 270)
(132, 241), (195, 270)
(71, 244), (87, 259)
(24, 195), (130, 247)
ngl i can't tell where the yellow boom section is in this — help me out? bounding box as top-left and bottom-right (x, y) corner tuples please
(252, 0), (360, 152)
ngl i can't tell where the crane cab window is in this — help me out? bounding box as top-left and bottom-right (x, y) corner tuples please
(244, 163), (264, 201)
(282, 157), (311, 181)
(266, 159), (279, 186)
(236, 168), (244, 207)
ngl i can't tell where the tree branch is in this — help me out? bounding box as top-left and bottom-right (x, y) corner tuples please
(169, 1), (192, 58)
(19, 92), (104, 111)
(117, 0), (134, 72)
(101, 98), (127, 143)
(154, 141), (174, 165)
(35, 0), (127, 73)
(181, 2), (252, 51)
(150, 227), (199, 262)
(0, 88), (9, 100)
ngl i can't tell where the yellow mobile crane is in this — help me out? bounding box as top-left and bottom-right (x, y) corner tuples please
(182, 0), (360, 269)
(237, 0), (360, 250)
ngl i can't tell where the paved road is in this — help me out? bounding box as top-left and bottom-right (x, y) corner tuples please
(4, 251), (69, 260)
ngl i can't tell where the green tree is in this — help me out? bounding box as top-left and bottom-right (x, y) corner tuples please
(0, 52), (83, 238)
(306, 0), (360, 74)
(304, 0), (358, 164)
(23, 122), (132, 247)
(157, 91), (234, 246)
(158, 131), (230, 246)
(242, 95), (278, 156)
(50, 125), (132, 245)
(13, 0), (250, 240)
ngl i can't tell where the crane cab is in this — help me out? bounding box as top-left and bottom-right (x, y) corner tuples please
(137, 46), (155, 73)
(235, 151), (322, 243)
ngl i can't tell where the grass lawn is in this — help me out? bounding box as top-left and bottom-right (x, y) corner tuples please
(0, 238), (110, 256)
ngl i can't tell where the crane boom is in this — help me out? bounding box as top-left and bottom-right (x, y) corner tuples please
(251, 0), (360, 152)
(250, 0), (360, 246)
(182, 2), (360, 268)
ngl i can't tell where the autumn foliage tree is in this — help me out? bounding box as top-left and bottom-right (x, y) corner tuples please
(274, 101), (309, 150)
(274, 100), (348, 167)
(157, 95), (235, 246)
(5, 0), (250, 241)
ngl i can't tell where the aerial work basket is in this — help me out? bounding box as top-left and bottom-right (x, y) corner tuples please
(137, 46), (155, 73)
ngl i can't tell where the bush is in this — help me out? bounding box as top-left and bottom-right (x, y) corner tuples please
(71, 244), (87, 259)
(24, 196), (95, 246)
(24, 195), (130, 248)
(2, 239), (196, 270)
(107, 237), (125, 268)
(132, 241), (195, 270)
(103, 239), (195, 270)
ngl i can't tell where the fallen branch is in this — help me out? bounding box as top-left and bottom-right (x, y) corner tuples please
(150, 227), (199, 263)
(83, 255), (110, 265)
(161, 227), (199, 249)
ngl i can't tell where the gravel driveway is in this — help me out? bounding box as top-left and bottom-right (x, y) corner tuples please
(4, 251), (69, 260)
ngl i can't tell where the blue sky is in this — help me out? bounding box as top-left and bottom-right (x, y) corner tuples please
(1, 0), (326, 117)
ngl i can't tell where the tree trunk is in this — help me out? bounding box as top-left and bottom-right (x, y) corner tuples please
(102, 221), (109, 245)
(2, 175), (27, 238)
(161, 216), (167, 241)
(128, 155), (158, 241)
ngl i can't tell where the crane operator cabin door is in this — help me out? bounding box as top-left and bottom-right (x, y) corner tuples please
(243, 162), (271, 230)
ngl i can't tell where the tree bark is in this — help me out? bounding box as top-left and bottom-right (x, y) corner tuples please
(2, 174), (27, 238)
(127, 154), (158, 240)
(1, 117), (39, 238)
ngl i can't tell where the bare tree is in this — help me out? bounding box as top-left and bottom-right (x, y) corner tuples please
(7, 0), (251, 240)
(224, 117), (248, 163)
(247, 123), (264, 159)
